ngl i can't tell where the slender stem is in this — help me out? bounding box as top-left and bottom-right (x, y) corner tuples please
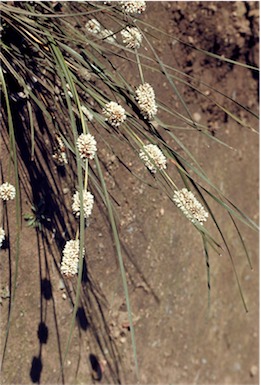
(84, 159), (88, 190)
(135, 49), (144, 84)
(127, 128), (144, 147)
(162, 170), (178, 190)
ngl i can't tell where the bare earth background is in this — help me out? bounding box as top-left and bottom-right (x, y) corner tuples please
(0, 2), (259, 384)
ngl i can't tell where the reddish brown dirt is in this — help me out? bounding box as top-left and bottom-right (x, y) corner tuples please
(0, 2), (259, 385)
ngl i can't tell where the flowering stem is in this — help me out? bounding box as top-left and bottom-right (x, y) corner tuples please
(135, 49), (144, 84)
(127, 128), (144, 147)
(84, 159), (89, 190)
(162, 170), (178, 190)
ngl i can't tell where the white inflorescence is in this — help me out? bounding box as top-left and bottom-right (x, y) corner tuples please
(77, 133), (97, 160)
(85, 19), (116, 44)
(121, 27), (142, 49)
(103, 101), (127, 127)
(81, 106), (93, 121)
(139, 144), (167, 173)
(53, 136), (68, 165)
(119, 1), (146, 14)
(72, 190), (94, 219)
(85, 19), (101, 35)
(0, 183), (16, 201)
(173, 188), (209, 225)
(0, 227), (5, 248)
(66, 83), (73, 98)
(135, 83), (157, 119)
(61, 240), (84, 277)
(99, 29), (116, 43)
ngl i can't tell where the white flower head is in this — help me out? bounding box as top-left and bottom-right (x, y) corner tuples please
(99, 29), (116, 43)
(53, 136), (68, 165)
(103, 101), (126, 127)
(72, 190), (94, 219)
(121, 27), (142, 49)
(61, 239), (85, 277)
(85, 19), (101, 35)
(81, 106), (93, 121)
(135, 83), (157, 119)
(119, 1), (146, 14)
(77, 133), (97, 160)
(139, 144), (167, 173)
(0, 183), (16, 201)
(66, 83), (73, 98)
(173, 188), (209, 225)
(0, 227), (5, 248)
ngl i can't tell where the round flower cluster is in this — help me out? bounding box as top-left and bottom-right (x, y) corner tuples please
(77, 133), (97, 160)
(61, 240), (85, 277)
(81, 106), (93, 121)
(66, 83), (73, 98)
(119, 1), (146, 14)
(103, 101), (127, 127)
(173, 188), (209, 225)
(99, 29), (116, 43)
(135, 83), (157, 119)
(72, 190), (94, 219)
(121, 27), (142, 49)
(85, 19), (116, 44)
(0, 182), (16, 201)
(139, 144), (167, 173)
(0, 227), (5, 248)
(53, 136), (68, 165)
(85, 19), (101, 35)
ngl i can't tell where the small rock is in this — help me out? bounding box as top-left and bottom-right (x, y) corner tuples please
(120, 336), (127, 344)
(208, 4), (217, 12)
(62, 293), (67, 300)
(63, 188), (69, 195)
(250, 365), (258, 377)
(193, 112), (201, 122)
(113, 329), (120, 339)
(108, 154), (116, 163)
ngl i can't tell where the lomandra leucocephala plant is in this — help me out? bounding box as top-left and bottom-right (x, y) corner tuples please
(0, 1), (258, 382)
